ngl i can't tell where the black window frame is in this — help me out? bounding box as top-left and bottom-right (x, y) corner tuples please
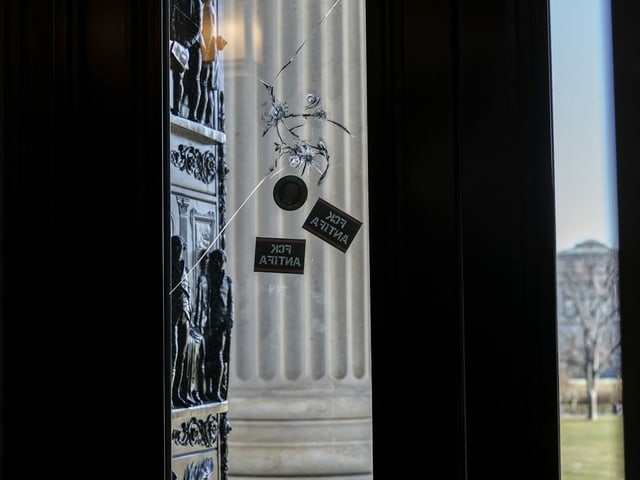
(3, 1), (639, 478)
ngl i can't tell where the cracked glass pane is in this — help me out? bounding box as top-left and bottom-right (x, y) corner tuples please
(168, 0), (372, 477)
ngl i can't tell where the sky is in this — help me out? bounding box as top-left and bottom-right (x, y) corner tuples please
(549, 0), (619, 252)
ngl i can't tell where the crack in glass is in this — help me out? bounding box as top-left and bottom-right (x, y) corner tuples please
(258, 0), (352, 185)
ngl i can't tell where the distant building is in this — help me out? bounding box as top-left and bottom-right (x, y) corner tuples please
(556, 240), (621, 380)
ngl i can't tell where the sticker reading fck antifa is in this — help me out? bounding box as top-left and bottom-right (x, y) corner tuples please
(303, 198), (362, 253)
(254, 237), (306, 274)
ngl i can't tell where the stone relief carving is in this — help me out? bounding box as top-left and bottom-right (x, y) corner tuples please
(170, 0), (227, 127)
(220, 413), (232, 477)
(172, 414), (219, 448)
(171, 235), (193, 408)
(170, 145), (218, 185)
(169, 2), (230, 478)
(171, 235), (233, 408)
(172, 456), (215, 480)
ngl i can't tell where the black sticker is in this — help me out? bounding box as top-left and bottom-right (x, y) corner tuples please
(302, 198), (363, 252)
(273, 175), (308, 211)
(254, 237), (306, 274)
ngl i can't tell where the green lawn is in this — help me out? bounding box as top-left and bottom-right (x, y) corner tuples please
(561, 415), (625, 479)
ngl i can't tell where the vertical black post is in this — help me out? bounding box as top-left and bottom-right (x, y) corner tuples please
(611, 2), (640, 479)
(3, 0), (166, 477)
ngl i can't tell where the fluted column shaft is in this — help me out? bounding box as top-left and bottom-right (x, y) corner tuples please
(223, 1), (372, 477)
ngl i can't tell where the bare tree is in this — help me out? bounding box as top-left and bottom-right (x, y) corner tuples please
(556, 240), (621, 420)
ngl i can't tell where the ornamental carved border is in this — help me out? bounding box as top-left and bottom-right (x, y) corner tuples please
(172, 414), (219, 448)
(170, 145), (217, 185)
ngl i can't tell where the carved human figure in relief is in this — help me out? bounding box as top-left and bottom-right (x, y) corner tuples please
(196, 0), (228, 127)
(171, 235), (192, 408)
(180, 308), (206, 406)
(203, 248), (233, 402)
(170, 0), (203, 118)
(184, 249), (212, 404)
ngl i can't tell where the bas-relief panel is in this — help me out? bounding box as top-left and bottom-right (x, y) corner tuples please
(168, 1), (230, 479)
(170, 187), (219, 278)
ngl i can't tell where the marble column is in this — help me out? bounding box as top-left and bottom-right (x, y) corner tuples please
(223, 1), (373, 477)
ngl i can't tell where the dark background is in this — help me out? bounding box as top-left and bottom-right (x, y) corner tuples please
(3, 1), (639, 478)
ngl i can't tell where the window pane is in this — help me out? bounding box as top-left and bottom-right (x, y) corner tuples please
(550, 0), (624, 478)
(168, 1), (373, 477)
